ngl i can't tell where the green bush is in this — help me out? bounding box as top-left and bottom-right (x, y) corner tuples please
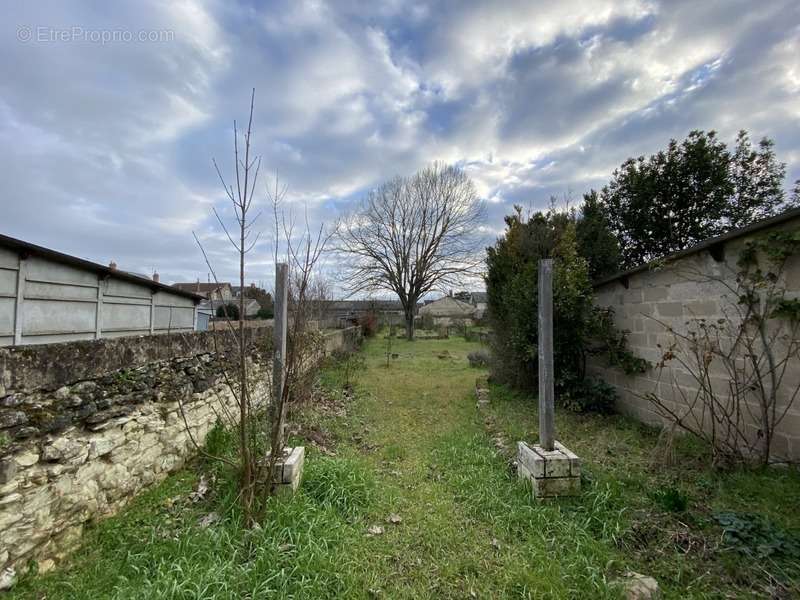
(467, 348), (489, 368)
(256, 307), (273, 319)
(486, 208), (592, 395)
(714, 511), (800, 559)
(486, 206), (644, 412)
(559, 375), (616, 414)
(216, 303), (240, 320)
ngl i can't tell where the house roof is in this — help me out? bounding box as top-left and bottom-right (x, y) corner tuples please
(419, 296), (476, 316)
(173, 282), (232, 294)
(593, 205), (800, 289)
(0, 233), (203, 302)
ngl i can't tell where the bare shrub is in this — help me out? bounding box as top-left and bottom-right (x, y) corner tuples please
(645, 230), (800, 466)
(190, 90), (332, 524)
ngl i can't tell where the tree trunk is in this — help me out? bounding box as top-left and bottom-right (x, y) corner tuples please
(404, 307), (415, 340)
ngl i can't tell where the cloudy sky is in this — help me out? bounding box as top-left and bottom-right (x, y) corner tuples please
(1, 0), (799, 291)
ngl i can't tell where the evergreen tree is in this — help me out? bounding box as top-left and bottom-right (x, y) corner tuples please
(575, 190), (620, 280)
(600, 130), (797, 269)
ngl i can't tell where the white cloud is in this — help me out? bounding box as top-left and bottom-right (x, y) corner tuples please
(0, 0), (798, 286)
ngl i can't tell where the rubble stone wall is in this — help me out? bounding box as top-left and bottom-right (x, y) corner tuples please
(0, 325), (359, 573)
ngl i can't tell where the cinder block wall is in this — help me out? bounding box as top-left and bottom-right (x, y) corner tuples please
(587, 216), (800, 462)
(0, 325), (360, 573)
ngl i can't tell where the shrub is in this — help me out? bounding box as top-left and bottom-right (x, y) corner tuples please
(486, 210), (593, 393)
(256, 307), (273, 319)
(358, 312), (378, 337)
(467, 348), (490, 368)
(215, 303), (240, 320)
(486, 206), (643, 413)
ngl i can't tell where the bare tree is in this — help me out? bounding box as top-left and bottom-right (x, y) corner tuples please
(191, 91), (332, 524)
(337, 162), (484, 339)
(207, 88), (262, 520)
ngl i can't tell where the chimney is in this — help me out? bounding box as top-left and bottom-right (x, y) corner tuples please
(109, 261), (117, 270)
(152, 272), (160, 283)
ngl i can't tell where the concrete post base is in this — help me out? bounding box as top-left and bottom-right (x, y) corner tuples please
(262, 446), (305, 496)
(517, 440), (580, 498)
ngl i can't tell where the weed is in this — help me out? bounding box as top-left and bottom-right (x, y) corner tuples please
(652, 486), (689, 513)
(714, 511), (800, 559)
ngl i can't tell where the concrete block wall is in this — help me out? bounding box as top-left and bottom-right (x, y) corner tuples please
(587, 216), (800, 462)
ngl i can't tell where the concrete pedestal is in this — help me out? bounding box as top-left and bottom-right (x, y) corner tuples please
(517, 440), (580, 498)
(263, 446), (305, 496)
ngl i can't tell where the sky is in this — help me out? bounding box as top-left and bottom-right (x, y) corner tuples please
(1, 0), (799, 294)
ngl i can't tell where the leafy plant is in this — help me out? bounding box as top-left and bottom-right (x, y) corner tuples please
(714, 511), (800, 559)
(215, 303), (240, 320)
(256, 307), (273, 319)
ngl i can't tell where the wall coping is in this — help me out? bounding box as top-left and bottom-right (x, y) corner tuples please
(592, 206), (800, 289)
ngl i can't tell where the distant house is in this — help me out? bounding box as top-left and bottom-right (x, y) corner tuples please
(418, 296), (477, 327)
(172, 281), (233, 304)
(0, 233), (202, 346)
(469, 292), (487, 319)
(451, 291), (487, 319)
(243, 298), (262, 318)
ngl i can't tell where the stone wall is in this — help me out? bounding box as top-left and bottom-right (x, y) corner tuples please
(0, 325), (360, 573)
(587, 214), (800, 462)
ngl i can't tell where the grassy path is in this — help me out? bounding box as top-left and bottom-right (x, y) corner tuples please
(316, 334), (621, 598)
(10, 333), (800, 598)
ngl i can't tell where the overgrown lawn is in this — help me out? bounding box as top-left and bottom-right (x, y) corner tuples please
(9, 333), (800, 598)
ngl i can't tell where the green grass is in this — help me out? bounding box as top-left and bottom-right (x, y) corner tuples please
(9, 334), (800, 598)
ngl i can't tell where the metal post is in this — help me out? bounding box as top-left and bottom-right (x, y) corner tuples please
(273, 263), (289, 411)
(538, 259), (555, 451)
